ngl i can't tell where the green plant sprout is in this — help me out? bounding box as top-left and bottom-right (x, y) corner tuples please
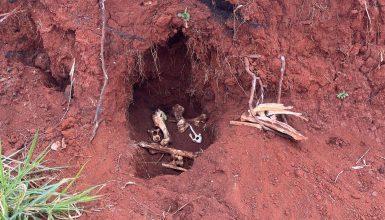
(177, 8), (190, 28)
(337, 91), (349, 100)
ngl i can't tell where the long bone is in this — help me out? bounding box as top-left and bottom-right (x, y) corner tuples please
(152, 109), (171, 146)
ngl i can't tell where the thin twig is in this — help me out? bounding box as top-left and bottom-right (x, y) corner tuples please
(131, 196), (162, 218)
(334, 170), (344, 183)
(277, 56), (285, 104)
(244, 57), (264, 110)
(232, 4), (244, 40)
(91, 0), (109, 142)
(58, 59), (75, 125)
(161, 163), (187, 172)
(172, 196), (202, 215)
(355, 148), (370, 165)
(364, 1), (371, 27)
(278, 55), (288, 123)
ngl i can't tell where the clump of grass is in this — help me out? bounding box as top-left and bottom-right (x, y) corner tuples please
(0, 132), (102, 219)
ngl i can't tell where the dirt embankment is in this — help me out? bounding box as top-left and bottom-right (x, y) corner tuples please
(1, 0), (385, 219)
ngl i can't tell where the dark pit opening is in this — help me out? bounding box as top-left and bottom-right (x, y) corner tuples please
(128, 32), (215, 179)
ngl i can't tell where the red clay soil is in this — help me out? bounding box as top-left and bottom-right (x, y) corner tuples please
(1, 0), (385, 219)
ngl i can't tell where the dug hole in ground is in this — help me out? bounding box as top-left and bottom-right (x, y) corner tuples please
(1, 0), (385, 219)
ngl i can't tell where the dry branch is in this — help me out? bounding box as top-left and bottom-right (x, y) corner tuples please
(257, 116), (307, 141)
(251, 103), (308, 121)
(364, 1), (371, 27)
(161, 163), (188, 172)
(230, 121), (263, 130)
(238, 107), (307, 140)
(233, 55), (307, 141)
(58, 59), (75, 124)
(137, 142), (197, 159)
(244, 57), (264, 110)
(91, 0), (109, 142)
(277, 56), (285, 104)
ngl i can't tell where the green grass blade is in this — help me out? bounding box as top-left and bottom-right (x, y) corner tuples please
(2, 133), (102, 219)
(61, 162), (88, 194)
(0, 141), (5, 187)
(25, 131), (39, 165)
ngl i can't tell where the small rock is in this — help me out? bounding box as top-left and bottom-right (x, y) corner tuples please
(155, 14), (172, 27)
(50, 141), (61, 151)
(61, 117), (76, 130)
(372, 191), (378, 197)
(29, 128), (37, 134)
(46, 127), (54, 134)
(61, 128), (76, 139)
(351, 193), (361, 199)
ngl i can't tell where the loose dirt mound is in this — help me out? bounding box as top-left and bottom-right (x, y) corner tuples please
(1, 0), (385, 219)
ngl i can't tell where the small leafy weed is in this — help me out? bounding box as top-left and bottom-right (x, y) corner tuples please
(177, 8), (190, 21)
(337, 91), (349, 100)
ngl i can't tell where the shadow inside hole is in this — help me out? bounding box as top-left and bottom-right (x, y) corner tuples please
(128, 31), (215, 179)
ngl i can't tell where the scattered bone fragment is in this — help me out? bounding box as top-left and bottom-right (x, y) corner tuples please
(172, 104), (189, 133)
(188, 124), (202, 143)
(147, 128), (161, 143)
(152, 109), (171, 146)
